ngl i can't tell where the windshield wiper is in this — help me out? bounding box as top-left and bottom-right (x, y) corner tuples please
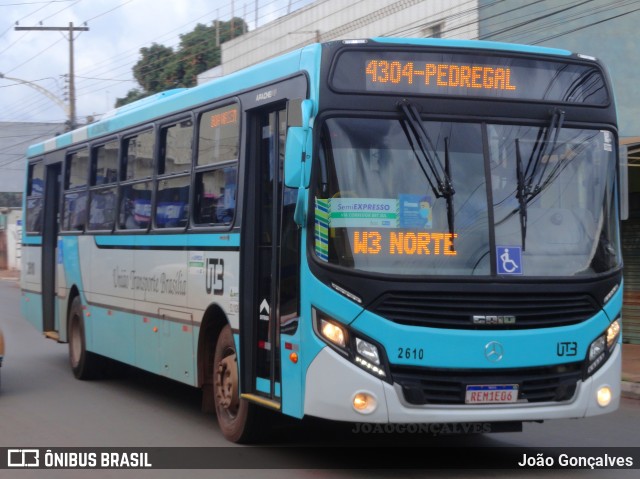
(524, 108), (565, 200)
(398, 99), (456, 251)
(515, 108), (565, 251)
(515, 139), (528, 251)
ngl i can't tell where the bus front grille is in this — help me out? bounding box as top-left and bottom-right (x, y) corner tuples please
(391, 363), (583, 405)
(371, 291), (599, 329)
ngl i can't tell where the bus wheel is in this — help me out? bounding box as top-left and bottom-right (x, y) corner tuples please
(68, 296), (101, 380)
(213, 325), (256, 443)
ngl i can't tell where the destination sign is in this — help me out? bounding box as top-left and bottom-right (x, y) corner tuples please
(210, 107), (238, 128)
(330, 50), (609, 104)
(365, 60), (517, 92)
(352, 231), (458, 256)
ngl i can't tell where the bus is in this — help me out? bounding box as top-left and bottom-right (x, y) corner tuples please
(21, 37), (624, 443)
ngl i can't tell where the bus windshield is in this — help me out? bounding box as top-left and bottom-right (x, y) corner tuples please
(313, 117), (621, 277)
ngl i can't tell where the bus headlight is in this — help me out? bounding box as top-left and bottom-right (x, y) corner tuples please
(588, 336), (605, 362)
(320, 318), (348, 349)
(585, 319), (620, 378)
(356, 338), (381, 365)
(313, 307), (390, 381)
(606, 319), (621, 349)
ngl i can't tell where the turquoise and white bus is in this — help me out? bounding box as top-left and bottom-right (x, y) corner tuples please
(21, 37), (624, 442)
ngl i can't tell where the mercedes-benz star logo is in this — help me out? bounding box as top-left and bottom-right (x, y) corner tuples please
(484, 341), (504, 362)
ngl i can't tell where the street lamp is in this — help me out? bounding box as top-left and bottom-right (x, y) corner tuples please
(0, 73), (70, 124)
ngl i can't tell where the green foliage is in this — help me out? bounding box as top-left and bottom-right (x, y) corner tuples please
(134, 43), (176, 92)
(114, 88), (148, 108)
(116, 18), (248, 107)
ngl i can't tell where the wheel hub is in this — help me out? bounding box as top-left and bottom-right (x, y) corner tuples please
(215, 352), (239, 413)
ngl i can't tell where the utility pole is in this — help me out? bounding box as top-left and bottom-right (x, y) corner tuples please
(231, 0), (235, 40)
(15, 22), (89, 130)
(215, 9), (220, 47)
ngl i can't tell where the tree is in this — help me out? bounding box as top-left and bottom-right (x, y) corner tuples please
(116, 18), (248, 107)
(173, 23), (219, 87)
(115, 88), (147, 108)
(133, 43), (176, 92)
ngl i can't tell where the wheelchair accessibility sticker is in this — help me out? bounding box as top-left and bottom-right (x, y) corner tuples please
(497, 246), (522, 275)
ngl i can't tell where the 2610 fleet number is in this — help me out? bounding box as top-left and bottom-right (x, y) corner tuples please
(397, 347), (424, 360)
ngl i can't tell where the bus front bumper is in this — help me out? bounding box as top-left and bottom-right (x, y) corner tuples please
(303, 345), (621, 424)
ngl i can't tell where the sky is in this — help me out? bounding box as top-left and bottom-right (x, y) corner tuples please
(0, 0), (314, 124)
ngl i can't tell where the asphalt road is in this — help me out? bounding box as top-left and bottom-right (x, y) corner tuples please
(0, 277), (638, 478)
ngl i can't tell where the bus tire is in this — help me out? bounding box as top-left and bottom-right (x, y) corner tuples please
(68, 296), (101, 380)
(213, 324), (262, 443)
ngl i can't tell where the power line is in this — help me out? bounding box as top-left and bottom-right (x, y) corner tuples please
(532, 3), (640, 43)
(6, 0), (638, 125)
(0, 1), (316, 122)
(1, 0), (313, 120)
(38, 0), (81, 22)
(503, 0), (640, 44)
(0, 0), (58, 38)
(478, 0), (596, 40)
(0, 1), (72, 5)
(3, 35), (65, 74)
(14, 22), (89, 129)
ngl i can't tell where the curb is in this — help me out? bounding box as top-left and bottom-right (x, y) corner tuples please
(621, 381), (640, 401)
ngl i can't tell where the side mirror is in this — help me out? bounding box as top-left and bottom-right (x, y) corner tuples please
(284, 99), (314, 188)
(284, 127), (305, 188)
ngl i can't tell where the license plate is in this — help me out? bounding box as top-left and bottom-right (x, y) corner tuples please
(465, 384), (519, 404)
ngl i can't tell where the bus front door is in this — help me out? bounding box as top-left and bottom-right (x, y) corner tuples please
(241, 105), (300, 409)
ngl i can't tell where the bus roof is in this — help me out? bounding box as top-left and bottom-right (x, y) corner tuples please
(372, 37), (572, 57)
(26, 37), (575, 159)
(26, 44), (323, 158)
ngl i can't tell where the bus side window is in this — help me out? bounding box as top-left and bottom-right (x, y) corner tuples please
(62, 191), (88, 231)
(193, 103), (239, 227)
(154, 119), (193, 229)
(26, 162), (44, 234)
(62, 149), (89, 232)
(193, 167), (236, 226)
(119, 182), (152, 230)
(155, 176), (190, 228)
(89, 188), (117, 231)
(88, 140), (119, 231)
(118, 130), (155, 231)
(122, 129), (155, 182)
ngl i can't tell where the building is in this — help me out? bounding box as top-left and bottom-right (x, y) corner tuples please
(0, 208), (22, 271)
(198, 0), (479, 82)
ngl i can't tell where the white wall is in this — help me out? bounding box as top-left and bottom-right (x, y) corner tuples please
(7, 209), (22, 271)
(199, 0), (479, 82)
